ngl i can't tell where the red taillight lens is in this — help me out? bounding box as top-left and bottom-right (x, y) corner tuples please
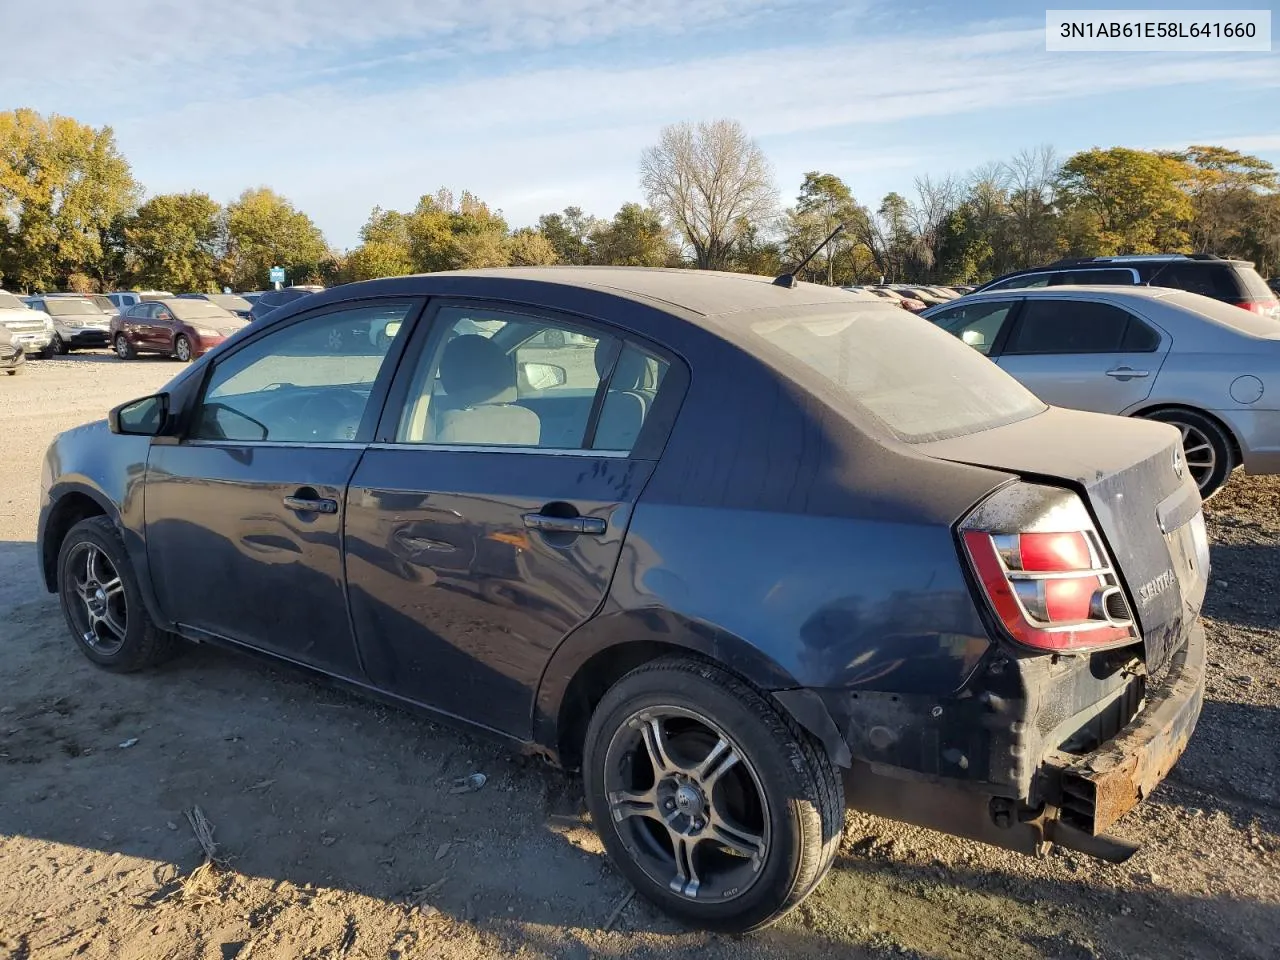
(961, 486), (1139, 654)
(1233, 298), (1279, 315)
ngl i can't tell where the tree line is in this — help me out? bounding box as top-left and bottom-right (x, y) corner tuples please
(2, 109), (1278, 294)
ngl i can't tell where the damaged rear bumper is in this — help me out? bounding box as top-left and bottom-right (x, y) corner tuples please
(1045, 618), (1205, 838)
(833, 620), (1205, 861)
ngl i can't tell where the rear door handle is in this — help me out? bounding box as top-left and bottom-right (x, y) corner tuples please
(283, 495), (338, 514)
(522, 513), (606, 535)
(1104, 367), (1149, 380)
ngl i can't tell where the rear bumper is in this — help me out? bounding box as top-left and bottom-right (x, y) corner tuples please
(1219, 408), (1280, 475)
(836, 620), (1205, 860)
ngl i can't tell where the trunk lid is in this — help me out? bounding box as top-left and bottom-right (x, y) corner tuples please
(919, 406), (1208, 673)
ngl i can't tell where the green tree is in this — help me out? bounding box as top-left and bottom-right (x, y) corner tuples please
(1165, 145), (1278, 255)
(537, 207), (599, 265)
(0, 108), (138, 290)
(122, 192), (223, 291)
(224, 187), (328, 289)
(342, 206), (415, 281)
(1058, 148), (1193, 254)
(407, 189), (509, 271)
(783, 172), (860, 284)
(590, 203), (673, 266)
(505, 227), (558, 266)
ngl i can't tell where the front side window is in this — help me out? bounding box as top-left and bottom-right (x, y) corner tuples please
(929, 300), (1015, 355)
(397, 307), (610, 449)
(193, 301), (414, 443)
(1005, 299), (1134, 354)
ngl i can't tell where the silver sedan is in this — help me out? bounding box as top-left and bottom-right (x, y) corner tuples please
(923, 285), (1280, 497)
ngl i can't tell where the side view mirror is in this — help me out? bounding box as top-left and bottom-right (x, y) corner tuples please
(109, 393), (170, 436)
(519, 361), (568, 391)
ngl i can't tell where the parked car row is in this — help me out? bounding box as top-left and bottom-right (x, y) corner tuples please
(923, 283), (1280, 498)
(0, 285), (325, 367)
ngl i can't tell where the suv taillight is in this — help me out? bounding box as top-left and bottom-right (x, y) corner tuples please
(1233, 298), (1279, 316)
(960, 483), (1139, 653)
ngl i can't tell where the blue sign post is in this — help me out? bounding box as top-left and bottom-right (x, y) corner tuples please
(269, 266), (286, 287)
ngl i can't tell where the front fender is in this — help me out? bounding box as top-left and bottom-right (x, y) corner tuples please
(38, 423), (169, 628)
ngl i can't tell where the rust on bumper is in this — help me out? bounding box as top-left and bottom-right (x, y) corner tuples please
(1048, 619), (1206, 835)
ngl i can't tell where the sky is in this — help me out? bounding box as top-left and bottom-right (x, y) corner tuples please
(4, 0), (1279, 249)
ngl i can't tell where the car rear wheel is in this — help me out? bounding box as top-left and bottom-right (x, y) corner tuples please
(47, 334), (69, 356)
(583, 657), (844, 933)
(174, 335), (193, 362)
(114, 334), (136, 360)
(1143, 409), (1233, 498)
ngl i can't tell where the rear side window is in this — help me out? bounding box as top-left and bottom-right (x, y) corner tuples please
(1005, 299), (1137, 354)
(1149, 263), (1238, 299)
(1051, 269), (1136, 286)
(750, 303), (1045, 443)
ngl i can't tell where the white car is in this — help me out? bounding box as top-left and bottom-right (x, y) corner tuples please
(0, 291), (54, 356)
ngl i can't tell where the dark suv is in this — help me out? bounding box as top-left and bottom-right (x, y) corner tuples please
(976, 254), (1279, 319)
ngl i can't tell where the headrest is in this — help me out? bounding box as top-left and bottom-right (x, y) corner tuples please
(440, 334), (516, 406)
(593, 340), (651, 391)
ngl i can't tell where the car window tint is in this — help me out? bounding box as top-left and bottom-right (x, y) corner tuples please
(929, 300), (1014, 355)
(593, 343), (670, 452)
(1005, 299), (1130, 354)
(1150, 263), (1237, 299)
(1121, 317), (1161, 351)
(987, 274), (1050, 291)
(193, 302), (414, 443)
(1051, 269), (1136, 286)
(397, 307), (612, 449)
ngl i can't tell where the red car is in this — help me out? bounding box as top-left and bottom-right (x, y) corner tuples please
(111, 298), (247, 362)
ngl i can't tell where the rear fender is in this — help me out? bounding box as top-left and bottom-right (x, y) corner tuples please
(532, 606), (851, 767)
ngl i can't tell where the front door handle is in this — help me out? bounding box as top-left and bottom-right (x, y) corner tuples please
(522, 513), (606, 535)
(1105, 366), (1149, 380)
(283, 495), (338, 514)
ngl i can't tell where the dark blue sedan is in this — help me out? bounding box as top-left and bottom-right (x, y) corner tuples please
(37, 268), (1209, 931)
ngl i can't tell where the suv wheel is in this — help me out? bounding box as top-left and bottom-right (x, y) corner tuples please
(56, 516), (177, 671)
(583, 657), (844, 932)
(1143, 409), (1233, 498)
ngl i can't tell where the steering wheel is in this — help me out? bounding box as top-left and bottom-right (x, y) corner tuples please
(292, 391), (365, 441)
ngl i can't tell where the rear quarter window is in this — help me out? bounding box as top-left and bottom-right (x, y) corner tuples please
(1149, 263), (1239, 299)
(750, 304), (1045, 443)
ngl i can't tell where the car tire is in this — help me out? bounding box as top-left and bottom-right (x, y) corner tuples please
(1143, 409), (1233, 499)
(583, 656), (844, 933)
(174, 335), (193, 362)
(48, 334), (69, 356)
(114, 334), (136, 360)
(41, 338), (60, 359)
(56, 516), (177, 672)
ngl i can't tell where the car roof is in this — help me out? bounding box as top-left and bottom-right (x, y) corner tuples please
(305, 268), (859, 322)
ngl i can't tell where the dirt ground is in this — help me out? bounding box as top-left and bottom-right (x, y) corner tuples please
(1, 352), (1277, 960)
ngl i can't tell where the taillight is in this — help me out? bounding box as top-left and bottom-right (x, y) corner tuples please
(1233, 298), (1279, 316)
(960, 483), (1139, 653)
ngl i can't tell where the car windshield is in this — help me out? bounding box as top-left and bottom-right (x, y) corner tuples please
(140, 293), (172, 301)
(0, 292), (27, 310)
(168, 301), (235, 320)
(45, 299), (103, 316)
(88, 295), (115, 311)
(749, 303), (1046, 443)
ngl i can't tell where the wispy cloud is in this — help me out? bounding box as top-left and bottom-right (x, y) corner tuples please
(9, 4), (1280, 247)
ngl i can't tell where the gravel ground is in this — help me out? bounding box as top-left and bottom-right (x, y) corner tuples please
(0, 353), (1277, 960)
